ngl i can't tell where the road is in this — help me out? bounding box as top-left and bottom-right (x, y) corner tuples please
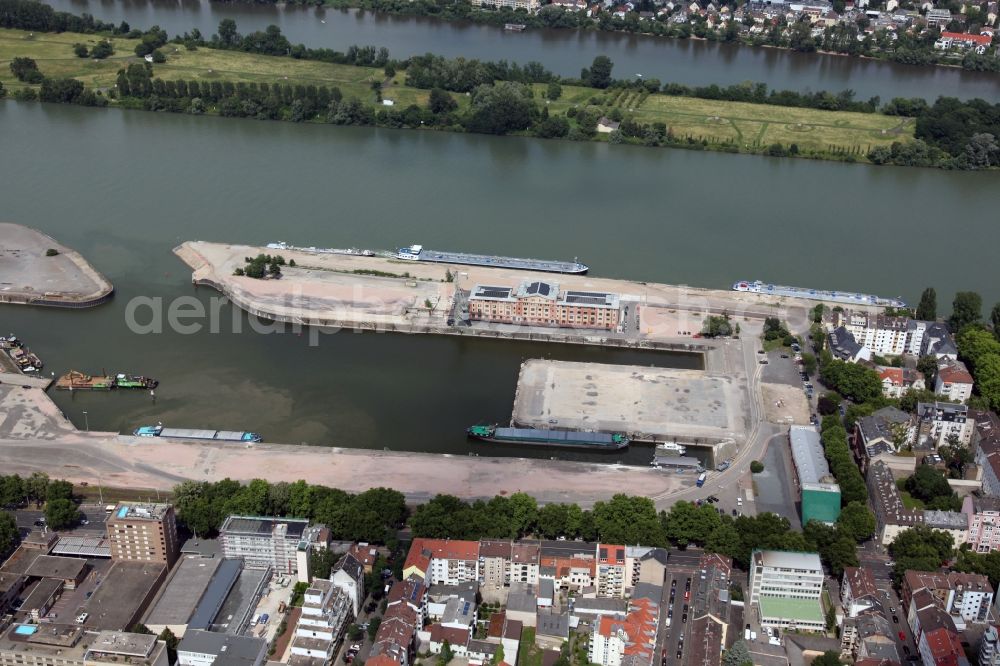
(859, 547), (920, 662)
(657, 550), (703, 665)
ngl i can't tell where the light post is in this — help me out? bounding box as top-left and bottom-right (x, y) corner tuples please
(83, 410), (89, 432)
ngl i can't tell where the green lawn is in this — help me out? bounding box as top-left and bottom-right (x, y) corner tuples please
(899, 490), (926, 509)
(518, 628), (544, 666)
(0, 27), (916, 158)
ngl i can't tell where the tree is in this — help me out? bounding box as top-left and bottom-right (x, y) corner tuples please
(428, 88), (457, 114)
(702, 315), (733, 338)
(906, 465), (955, 505)
(10, 57), (44, 84)
(836, 502), (876, 542)
(587, 55), (614, 89)
(992, 303), (1000, 340)
(91, 40), (114, 59)
(47, 479), (74, 502)
(722, 640), (752, 666)
(26, 472), (49, 505)
(158, 628), (179, 665)
(750, 460), (764, 473)
(800, 352), (817, 375)
(464, 82), (537, 136)
(366, 616), (381, 641)
(888, 524), (954, 578)
(812, 651), (843, 666)
(810, 304), (826, 324)
(0, 512), (19, 560)
(917, 287), (937, 321)
(546, 82), (562, 100)
(152, 50), (166, 64)
(44, 498), (81, 530)
(73, 43), (89, 58)
(218, 19), (239, 47)
(438, 640), (453, 666)
(0, 475), (26, 508)
(950, 291), (983, 331)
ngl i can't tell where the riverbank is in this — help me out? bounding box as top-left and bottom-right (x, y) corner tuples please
(0, 27), (913, 163)
(0, 222), (114, 307)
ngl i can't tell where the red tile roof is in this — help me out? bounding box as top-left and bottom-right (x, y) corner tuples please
(487, 613), (506, 639)
(942, 31), (992, 45)
(938, 362), (974, 385)
(349, 543), (379, 567)
(843, 567), (879, 600)
(923, 626), (964, 665)
(598, 544), (626, 565)
(366, 656), (402, 666)
(428, 624), (471, 647)
(404, 538), (480, 575)
(595, 596), (658, 661)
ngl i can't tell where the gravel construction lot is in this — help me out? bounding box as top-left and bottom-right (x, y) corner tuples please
(0, 222), (112, 304)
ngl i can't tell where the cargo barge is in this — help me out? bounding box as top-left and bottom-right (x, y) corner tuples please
(732, 280), (906, 308)
(56, 371), (158, 390)
(466, 424), (628, 450)
(133, 425), (262, 442)
(398, 245), (588, 275)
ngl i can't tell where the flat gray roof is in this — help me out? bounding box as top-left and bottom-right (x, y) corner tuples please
(82, 562), (166, 631)
(187, 559), (242, 630)
(209, 565), (267, 634)
(789, 426), (830, 485)
(178, 630), (266, 663)
(25, 555), (88, 581)
(146, 557), (223, 626)
(51, 536), (111, 558)
(221, 516), (308, 538)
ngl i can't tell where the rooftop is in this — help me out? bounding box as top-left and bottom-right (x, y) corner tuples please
(109, 503), (172, 522)
(753, 549), (822, 571)
(24, 554), (88, 581)
(82, 561), (167, 631)
(757, 596), (824, 624)
(178, 630), (266, 663)
(52, 535), (112, 559)
(536, 611), (569, 638)
(789, 426), (831, 484)
(144, 556), (223, 626)
(220, 515), (308, 539)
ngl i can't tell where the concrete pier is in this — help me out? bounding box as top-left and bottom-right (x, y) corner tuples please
(511, 360), (746, 446)
(0, 223), (113, 307)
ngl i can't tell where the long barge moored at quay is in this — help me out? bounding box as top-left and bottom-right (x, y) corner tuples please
(466, 424), (629, 450)
(134, 425), (262, 443)
(732, 279), (907, 308)
(56, 371), (159, 390)
(398, 245), (589, 275)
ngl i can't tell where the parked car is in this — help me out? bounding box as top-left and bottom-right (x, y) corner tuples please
(898, 631), (906, 641)
(893, 615), (899, 624)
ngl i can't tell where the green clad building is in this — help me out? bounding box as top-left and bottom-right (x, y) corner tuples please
(801, 482), (842, 525)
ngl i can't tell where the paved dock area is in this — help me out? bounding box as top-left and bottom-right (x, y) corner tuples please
(511, 359), (745, 442)
(0, 383), (693, 507)
(0, 223), (113, 306)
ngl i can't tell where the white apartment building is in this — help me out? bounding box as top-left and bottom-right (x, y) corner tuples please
(595, 544), (627, 599)
(470, 0), (542, 11)
(332, 553), (365, 617)
(220, 516), (310, 574)
(177, 631), (266, 666)
(981, 625), (1000, 666)
(916, 402), (974, 449)
(839, 311), (910, 356)
(936, 360), (975, 403)
(289, 579), (353, 665)
(749, 550), (825, 631)
(588, 597), (658, 666)
(509, 542), (539, 586)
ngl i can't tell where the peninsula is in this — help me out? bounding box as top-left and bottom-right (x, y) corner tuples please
(0, 222), (113, 307)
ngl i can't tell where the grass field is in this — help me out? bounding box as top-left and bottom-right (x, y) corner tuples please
(0, 27), (914, 157)
(544, 82), (914, 153)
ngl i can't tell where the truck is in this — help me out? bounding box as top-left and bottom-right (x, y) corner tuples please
(259, 614), (269, 624)
(696, 472), (707, 488)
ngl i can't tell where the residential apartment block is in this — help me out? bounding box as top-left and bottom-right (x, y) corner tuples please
(588, 593), (659, 666)
(853, 407), (915, 468)
(962, 496), (1000, 553)
(107, 503), (179, 566)
(404, 539), (480, 585)
(877, 366), (925, 399)
(841, 567), (882, 618)
(866, 461), (923, 545)
(467, 280), (621, 331)
(981, 624), (1000, 666)
(288, 579), (353, 666)
(936, 360), (975, 403)
(595, 544), (627, 598)
(177, 631), (266, 666)
(916, 402), (974, 449)
(975, 411), (1000, 497)
(837, 311), (910, 355)
(469, 0), (542, 13)
(748, 550), (825, 631)
(220, 515), (309, 574)
(903, 570), (994, 630)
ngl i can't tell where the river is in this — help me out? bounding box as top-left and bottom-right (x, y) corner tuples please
(0, 102), (996, 464)
(47, 0), (1000, 101)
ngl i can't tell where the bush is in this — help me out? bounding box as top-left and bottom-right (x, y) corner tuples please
(45, 248), (59, 257)
(73, 43), (88, 58)
(750, 460), (764, 473)
(9, 57), (44, 84)
(151, 50), (166, 64)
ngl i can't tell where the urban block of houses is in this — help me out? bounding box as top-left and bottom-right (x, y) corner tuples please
(903, 570), (994, 632)
(588, 587), (660, 666)
(841, 567), (882, 619)
(975, 410), (1000, 497)
(935, 31), (993, 53)
(853, 406), (916, 472)
(288, 579), (353, 666)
